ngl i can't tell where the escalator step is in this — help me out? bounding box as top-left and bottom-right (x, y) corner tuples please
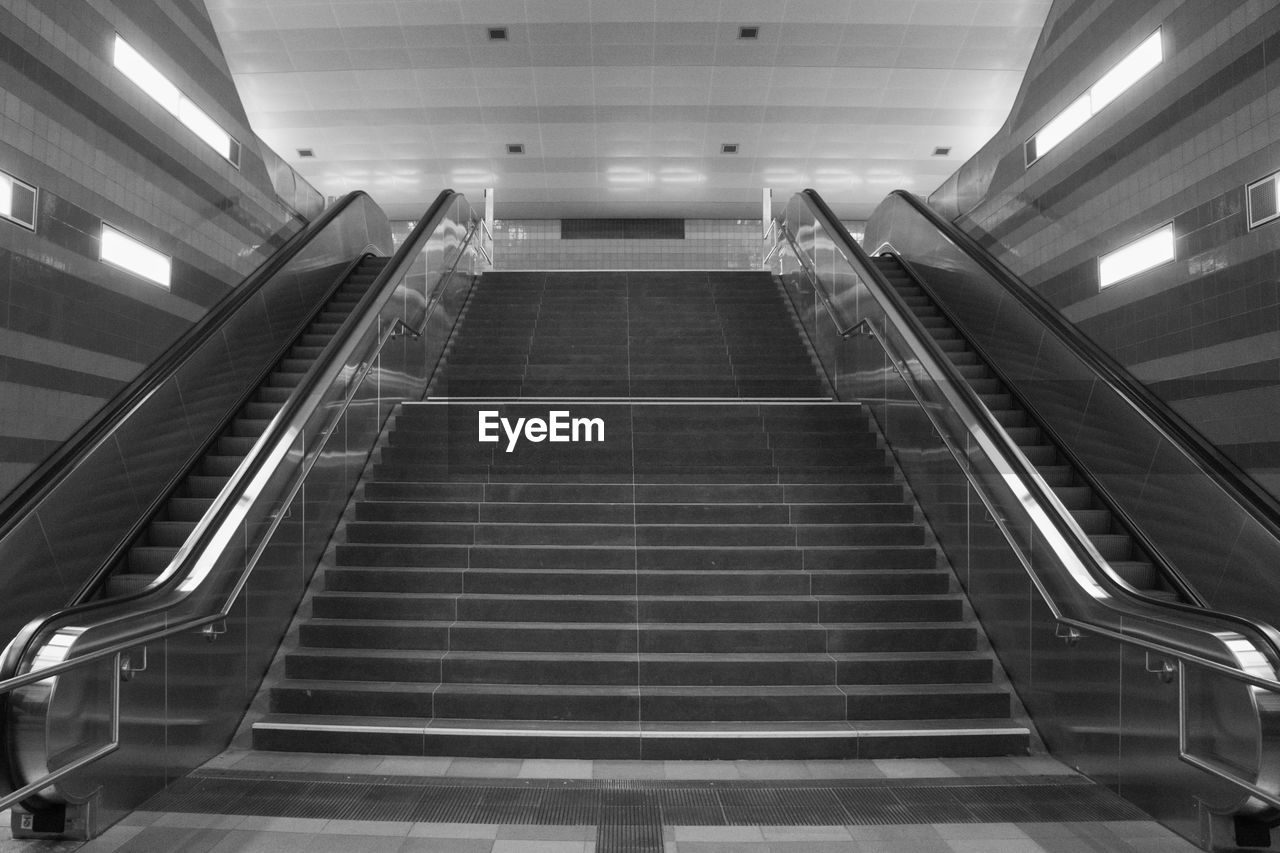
(149, 521), (197, 548)
(127, 546), (177, 576)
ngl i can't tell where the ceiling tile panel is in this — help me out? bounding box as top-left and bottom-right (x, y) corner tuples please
(209, 0), (1049, 219)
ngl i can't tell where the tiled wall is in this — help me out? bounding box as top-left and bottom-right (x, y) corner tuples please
(0, 1), (321, 501)
(494, 219), (763, 270)
(930, 0), (1280, 498)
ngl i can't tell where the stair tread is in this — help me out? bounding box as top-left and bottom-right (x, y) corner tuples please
(254, 713), (1030, 735)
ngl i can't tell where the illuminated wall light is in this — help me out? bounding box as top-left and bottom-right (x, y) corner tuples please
(0, 170), (37, 230)
(177, 98), (233, 161)
(112, 35), (180, 113)
(1090, 29), (1164, 112)
(101, 224), (172, 288)
(1027, 28), (1163, 165)
(113, 34), (239, 167)
(1098, 224), (1174, 288)
(1033, 94), (1091, 159)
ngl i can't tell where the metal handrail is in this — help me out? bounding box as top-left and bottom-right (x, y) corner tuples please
(853, 309), (1280, 808)
(0, 193), (366, 535)
(882, 247), (1208, 611)
(0, 193), (483, 812)
(778, 190), (1280, 667)
(888, 190), (1280, 542)
(772, 190), (1280, 812)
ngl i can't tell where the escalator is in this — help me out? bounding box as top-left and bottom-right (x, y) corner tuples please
(773, 187), (1280, 849)
(0, 189), (487, 838)
(107, 256), (388, 597)
(871, 254), (1177, 602)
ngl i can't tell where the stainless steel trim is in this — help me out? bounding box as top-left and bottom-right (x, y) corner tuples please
(773, 189), (1280, 817)
(0, 193), (485, 813)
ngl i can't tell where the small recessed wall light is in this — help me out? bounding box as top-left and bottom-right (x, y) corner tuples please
(721, 143), (739, 154)
(933, 146), (951, 156)
(507, 143), (525, 154)
(297, 148), (315, 158)
(488, 27), (508, 41)
(738, 26), (760, 40)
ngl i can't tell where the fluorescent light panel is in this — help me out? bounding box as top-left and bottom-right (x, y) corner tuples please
(1029, 28), (1163, 163)
(112, 36), (180, 114)
(113, 34), (237, 166)
(0, 170), (37, 230)
(1099, 224), (1174, 288)
(101, 224), (172, 288)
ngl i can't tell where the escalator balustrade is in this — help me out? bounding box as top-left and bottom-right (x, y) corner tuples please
(103, 256), (390, 597)
(871, 253), (1175, 601)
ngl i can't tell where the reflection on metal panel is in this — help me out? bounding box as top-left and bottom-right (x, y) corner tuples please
(0, 191), (484, 837)
(771, 188), (1280, 848)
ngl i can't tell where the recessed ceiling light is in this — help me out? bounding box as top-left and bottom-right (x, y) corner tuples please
(297, 148), (315, 158)
(721, 143), (739, 154)
(488, 27), (508, 41)
(507, 143), (525, 154)
(933, 146), (951, 156)
(738, 26), (760, 40)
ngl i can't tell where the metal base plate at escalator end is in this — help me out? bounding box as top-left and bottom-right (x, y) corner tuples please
(10, 799), (99, 842)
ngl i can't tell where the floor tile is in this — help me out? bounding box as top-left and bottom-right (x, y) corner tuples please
(320, 819), (411, 836)
(496, 825), (593, 841)
(445, 759), (524, 778)
(874, 758), (959, 778)
(517, 760), (595, 779)
(409, 823), (501, 839)
(396, 840), (493, 853)
(592, 760), (665, 779)
(490, 841), (587, 853)
(395, 839), (493, 853)
(375, 757), (455, 776)
(760, 824), (852, 841)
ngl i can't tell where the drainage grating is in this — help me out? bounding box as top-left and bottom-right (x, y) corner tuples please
(141, 771), (1149, 835)
(597, 816), (663, 853)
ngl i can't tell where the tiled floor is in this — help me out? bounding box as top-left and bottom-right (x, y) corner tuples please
(1, 753), (1203, 853)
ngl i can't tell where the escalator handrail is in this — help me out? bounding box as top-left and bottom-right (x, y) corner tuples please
(884, 247), (1207, 611)
(0, 187), (462, 670)
(786, 188), (1280, 678)
(887, 188), (1280, 546)
(0, 190), (476, 804)
(0, 192), (369, 539)
(58, 248), (382, 611)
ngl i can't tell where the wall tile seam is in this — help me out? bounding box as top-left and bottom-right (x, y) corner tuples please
(979, 13), (1276, 242)
(0, 30), (296, 228)
(1, 118), (273, 276)
(969, 117), (1277, 281)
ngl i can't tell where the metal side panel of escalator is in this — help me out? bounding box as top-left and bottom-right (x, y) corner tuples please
(0, 190), (489, 840)
(772, 187), (1280, 852)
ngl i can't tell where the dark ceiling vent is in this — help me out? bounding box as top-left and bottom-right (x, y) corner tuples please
(506, 143), (525, 155)
(487, 27), (508, 41)
(721, 143), (739, 154)
(738, 26), (760, 39)
(297, 148), (315, 158)
(932, 146), (952, 157)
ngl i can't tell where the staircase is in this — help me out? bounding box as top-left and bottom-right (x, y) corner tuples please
(431, 270), (826, 398)
(871, 254), (1174, 600)
(251, 270), (1030, 759)
(107, 256), (389, 597)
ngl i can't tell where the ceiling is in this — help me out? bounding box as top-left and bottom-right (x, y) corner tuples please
(204, 0), (1052, 221)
